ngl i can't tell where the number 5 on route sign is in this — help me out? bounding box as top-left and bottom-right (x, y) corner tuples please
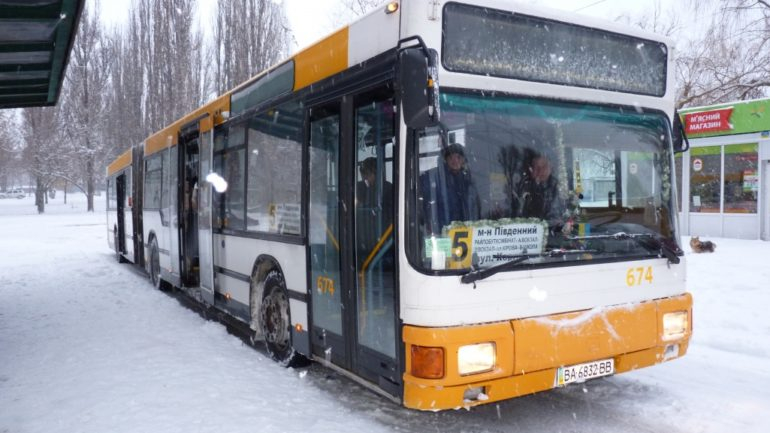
(448, 227), (472, 269)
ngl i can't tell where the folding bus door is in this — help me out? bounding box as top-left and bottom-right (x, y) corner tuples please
(308, 86), (400, 397)
(308, 102), (348, 367)
(197, 126), (216, 305)
(351, 88), (399, 395)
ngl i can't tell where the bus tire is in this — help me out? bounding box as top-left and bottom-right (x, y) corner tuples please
(149, 237), (161, 290)
(259, 271), (304, 367)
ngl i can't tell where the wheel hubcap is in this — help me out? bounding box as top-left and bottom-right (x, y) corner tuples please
(263, 291), (289, 350)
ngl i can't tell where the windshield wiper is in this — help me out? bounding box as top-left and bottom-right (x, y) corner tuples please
(568, 232), (681, 265)
(460, 249), (598, 285)
(460, 254), (532, 285)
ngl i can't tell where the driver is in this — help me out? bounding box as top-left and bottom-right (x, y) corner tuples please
(516, 152), (564, 227)
(420, 143), (480, 233)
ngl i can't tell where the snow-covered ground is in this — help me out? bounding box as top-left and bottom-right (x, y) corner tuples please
(1, 193), (768, 433)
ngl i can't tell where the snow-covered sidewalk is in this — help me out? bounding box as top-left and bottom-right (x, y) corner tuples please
(1, 197), (768, 432)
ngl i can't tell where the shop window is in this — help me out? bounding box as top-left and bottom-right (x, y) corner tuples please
(689, 146), (720, 213)
(723, 143), (758, 214)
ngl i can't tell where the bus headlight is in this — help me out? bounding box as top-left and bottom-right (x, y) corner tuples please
(662, 311), (688, 341)
(458, 342), (496, 375)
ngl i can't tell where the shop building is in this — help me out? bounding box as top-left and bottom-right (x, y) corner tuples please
(678, 98), (770, 240)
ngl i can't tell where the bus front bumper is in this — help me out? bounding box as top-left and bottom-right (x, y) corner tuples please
(402, 293), (692, 411)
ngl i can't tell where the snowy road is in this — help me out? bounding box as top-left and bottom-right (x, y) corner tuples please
(1, 197), (768, 433)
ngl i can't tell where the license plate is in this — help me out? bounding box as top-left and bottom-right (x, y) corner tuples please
(556, 358), (615, 386)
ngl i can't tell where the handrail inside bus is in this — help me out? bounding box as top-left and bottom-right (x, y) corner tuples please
(359, 224), (394, 291)
(323, 221), (340, 251)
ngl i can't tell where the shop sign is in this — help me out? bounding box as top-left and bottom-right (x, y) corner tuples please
(685, 108), (734, 134)
(681, 98), (769, 138)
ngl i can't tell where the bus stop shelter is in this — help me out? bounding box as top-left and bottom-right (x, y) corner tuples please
(0, 0), (84, 109)
(678, 98), (770, 240)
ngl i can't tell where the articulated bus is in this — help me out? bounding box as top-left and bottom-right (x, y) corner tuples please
(107, 0), (692, 410)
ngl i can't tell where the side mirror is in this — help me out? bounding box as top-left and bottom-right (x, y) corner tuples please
(398, 47), (440, 129)
(672, 111), (690, 153)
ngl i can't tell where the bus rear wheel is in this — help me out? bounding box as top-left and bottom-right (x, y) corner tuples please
(149, 238), (161, 289)
(259, 272), (304, 367)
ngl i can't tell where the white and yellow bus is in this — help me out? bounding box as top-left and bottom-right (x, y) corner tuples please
(106, 0), (692, 410)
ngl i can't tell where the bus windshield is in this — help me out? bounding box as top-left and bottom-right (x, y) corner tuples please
(409, 92), (681, 272)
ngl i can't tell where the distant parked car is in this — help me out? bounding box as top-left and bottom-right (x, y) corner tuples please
(0, 188), (25, 199)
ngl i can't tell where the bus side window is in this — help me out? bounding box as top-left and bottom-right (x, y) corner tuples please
(246, 101), (303, 235)
(144, 154), (163, 210)
(223, 148), (246, 230)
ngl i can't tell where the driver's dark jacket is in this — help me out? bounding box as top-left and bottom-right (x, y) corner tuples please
(420, 163), (480, 234)
(516, 174), (563, 225)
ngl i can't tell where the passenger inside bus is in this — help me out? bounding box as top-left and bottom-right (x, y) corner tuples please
(356, 157), (394, 265)
(419, 143), (480, 233)
(357, 157), (393, 222)
(515, 152), (562, 222)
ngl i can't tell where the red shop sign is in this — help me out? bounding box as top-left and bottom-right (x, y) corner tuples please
(685, 108), (734, 134)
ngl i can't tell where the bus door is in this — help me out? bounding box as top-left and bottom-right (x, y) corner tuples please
(308, 87), (399, 396)
(116, 173), (126, 254)
(178, 127), (201, 289)
(118, 170), (134, 261)
(167, 145), (181, 282)
(351, 89), (398, 394)
(197, 124), (216, 305)
(309, 102), (348, 367)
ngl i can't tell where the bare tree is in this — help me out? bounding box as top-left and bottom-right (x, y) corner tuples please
(342, 0), (387, 16)
(0, 111), (20, 191)
(616, 0), (769, 108)
(212, 0), (291, 94)
(58, 3), (113, 212)
(113, 0), (207, 136)
(104, 28), (145, 162)
(614, 0), (683, 37)
(20, 107), (68, 213)
(329, 0), (387, 28)
(675, 0), (770, 107)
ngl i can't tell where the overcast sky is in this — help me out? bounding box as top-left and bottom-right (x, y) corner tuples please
(96, 0), (668, 51)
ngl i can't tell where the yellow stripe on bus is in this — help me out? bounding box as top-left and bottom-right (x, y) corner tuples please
(107, 149), (132, 176)
(144, 94), (231, 157)
(144, 133), (176, 157)
(293, 27), (349, 91)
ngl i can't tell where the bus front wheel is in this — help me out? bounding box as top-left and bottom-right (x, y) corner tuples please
(259, 272), (304, 367)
